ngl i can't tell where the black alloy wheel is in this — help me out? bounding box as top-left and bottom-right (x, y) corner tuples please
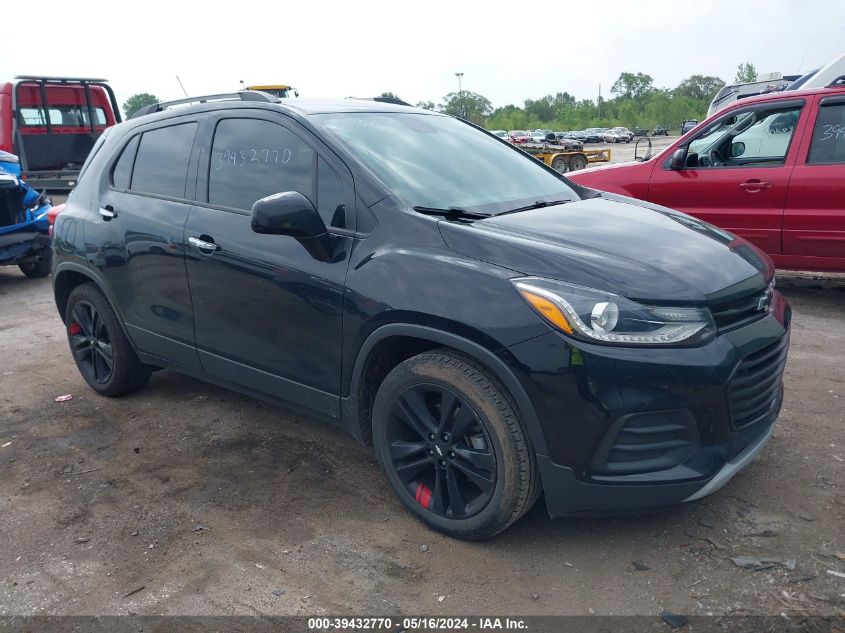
(64, 283), (151, 396)
(68, 301), (114, 384)
(386, 383), (496, 519)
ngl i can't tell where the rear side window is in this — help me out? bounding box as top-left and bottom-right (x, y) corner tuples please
(209, 118), (315, 212)
(111, 136), (139, 190)
(807, 102), (845, 165)
(131, 123), (198, 198)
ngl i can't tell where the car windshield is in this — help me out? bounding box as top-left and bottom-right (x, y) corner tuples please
(315, 113), (578, 213)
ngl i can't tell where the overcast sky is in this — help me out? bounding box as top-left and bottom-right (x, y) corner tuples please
(1, 0), (842, 112)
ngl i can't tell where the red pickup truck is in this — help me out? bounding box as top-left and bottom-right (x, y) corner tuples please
(568, 84), (845, 272)
(0, 76), (121, 190)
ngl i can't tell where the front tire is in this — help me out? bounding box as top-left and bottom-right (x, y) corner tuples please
(551, 156), (569, 174)
(65, 284), (151, 397)
(372, 350), (540, 540)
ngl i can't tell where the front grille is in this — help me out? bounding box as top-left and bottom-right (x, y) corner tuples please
(591, 410), (698, 475)
(728, 336), (789, 430)
(710, 284), (773, 332)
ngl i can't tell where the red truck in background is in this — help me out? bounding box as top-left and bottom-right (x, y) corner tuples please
(568, 83), (845, 273)
(0, 76), (121, 190)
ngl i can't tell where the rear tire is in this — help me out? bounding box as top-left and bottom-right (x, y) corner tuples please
(18, 250), (52, 278)
(65, 283), (151, 397)
(372, 349), (540, 540)
(568, 154), (588, 171)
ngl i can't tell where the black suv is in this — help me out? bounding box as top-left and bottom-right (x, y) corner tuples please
(52, 92), (791, 539)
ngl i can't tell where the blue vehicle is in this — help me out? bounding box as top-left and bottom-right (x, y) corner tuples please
(0, 150), (53, 277)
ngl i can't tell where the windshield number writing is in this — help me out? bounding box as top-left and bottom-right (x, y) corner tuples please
(214, 148), (292, 169)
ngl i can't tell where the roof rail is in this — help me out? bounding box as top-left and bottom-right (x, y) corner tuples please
(130, 90), (280, 119)
(827, 75), (845, 87)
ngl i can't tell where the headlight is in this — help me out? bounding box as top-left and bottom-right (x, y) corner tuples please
(512, 277), (715, 346)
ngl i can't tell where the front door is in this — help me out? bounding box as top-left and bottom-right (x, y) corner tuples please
(648, 100), (808, 257)
(184, 115), (355, 419)
(783, 95), (845, 262)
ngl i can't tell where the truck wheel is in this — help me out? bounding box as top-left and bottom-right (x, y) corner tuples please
(551, 156), (569, 173)
(568, 154), (588, 171)
(18, 250), (52, 278)
(372, 349), (540, 540)
(65, 283), (151, 397)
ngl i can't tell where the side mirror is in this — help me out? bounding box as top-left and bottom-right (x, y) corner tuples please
(251, 191), (325, 237)
(251, 192), (334, 261)
(731, 141), (746, 158)
(670, 148), (687, 170)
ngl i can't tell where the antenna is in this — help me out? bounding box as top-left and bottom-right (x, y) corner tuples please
(175, 75), (189, 98)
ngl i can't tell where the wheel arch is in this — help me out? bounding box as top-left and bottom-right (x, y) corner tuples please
(52, 263), (136, 353)
(344, 323), (549, 457)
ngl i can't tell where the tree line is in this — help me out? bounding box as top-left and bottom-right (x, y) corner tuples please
(390, 63), (757, 132)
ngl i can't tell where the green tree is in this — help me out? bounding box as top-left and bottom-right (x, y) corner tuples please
(379, 91), (401, 100)
(439, 91), (492, 124)
(610, 72), (655, 101)
(415, 100), (436, 110)
(674, 75), (725, 101)
(123, 93), (159, 118)
(734, 62), (757, 84)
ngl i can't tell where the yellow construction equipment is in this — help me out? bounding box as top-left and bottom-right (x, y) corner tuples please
(242, 84), (299, 98)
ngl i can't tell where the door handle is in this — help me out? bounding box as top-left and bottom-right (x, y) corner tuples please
(738, 180), (774, 193)
(99, 205), (117, 220)
(188, 236), (220, 253)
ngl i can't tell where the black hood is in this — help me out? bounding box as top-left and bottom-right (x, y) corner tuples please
(438, 195), (773, 303)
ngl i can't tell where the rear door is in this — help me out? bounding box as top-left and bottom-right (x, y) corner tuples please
(90, 118), (201, 369)
(782, 95), (845, 260)
(647, 99), (808, 256)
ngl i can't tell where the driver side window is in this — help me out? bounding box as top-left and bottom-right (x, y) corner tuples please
(684, 105), (802, 169)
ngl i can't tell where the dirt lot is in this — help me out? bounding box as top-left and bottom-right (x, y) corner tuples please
(0, 266), (843, 618)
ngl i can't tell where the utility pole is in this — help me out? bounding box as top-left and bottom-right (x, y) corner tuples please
(455, 72), (465, 119)
(598, 83), (601, 121)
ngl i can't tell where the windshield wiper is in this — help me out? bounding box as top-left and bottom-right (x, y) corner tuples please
(495, 199), (573, 216)
(413, 206), (490, 220)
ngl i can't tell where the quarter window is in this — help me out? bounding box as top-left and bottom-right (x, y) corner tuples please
(317, 158), (348, 228)
(111, 136), (139, 190)
(209, 118), (315, 212)
(131, 123), (198, 198)
(807, 102), (845, 165)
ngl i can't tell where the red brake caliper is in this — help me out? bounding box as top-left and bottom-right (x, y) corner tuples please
(415, 482), (433, 509)
(69, 323), (82, 335)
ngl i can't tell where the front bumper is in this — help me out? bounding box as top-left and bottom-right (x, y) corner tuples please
(503, 292), (790, 516)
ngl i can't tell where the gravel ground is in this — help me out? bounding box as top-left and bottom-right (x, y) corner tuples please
(0, 268), (842, 617)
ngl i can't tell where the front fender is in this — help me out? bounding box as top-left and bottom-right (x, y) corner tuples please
(346, 323), (550, 457)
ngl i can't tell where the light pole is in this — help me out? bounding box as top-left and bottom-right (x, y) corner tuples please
(455, 72), (464, 118)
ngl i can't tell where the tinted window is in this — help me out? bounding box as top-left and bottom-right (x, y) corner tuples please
(131, 123), (197, 198)
(112, 135), (139, 190)
(808, 102), (845, 165)
(317, 158), (347, 228)
(209, 118), (315, 211)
